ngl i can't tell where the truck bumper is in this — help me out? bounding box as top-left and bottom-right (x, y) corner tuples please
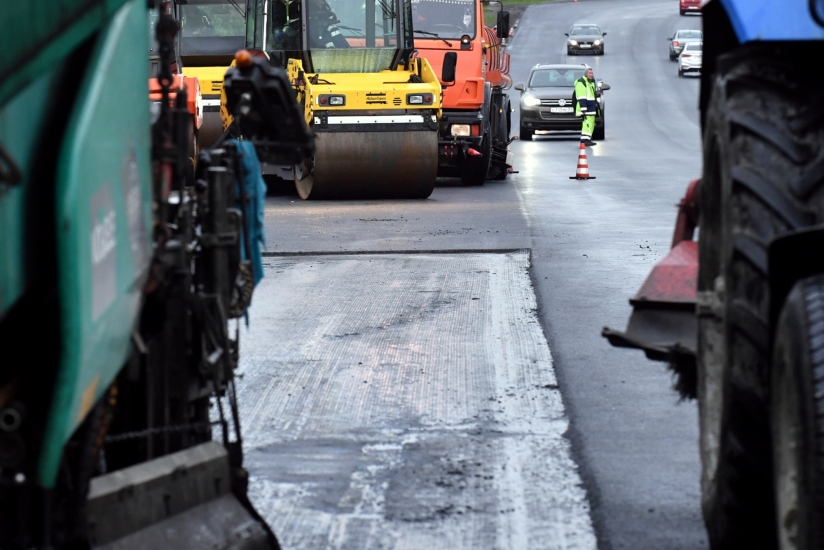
(438, 110), (485, 172)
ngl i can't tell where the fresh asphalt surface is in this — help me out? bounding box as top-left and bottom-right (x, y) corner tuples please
(250, 0), (706, 547)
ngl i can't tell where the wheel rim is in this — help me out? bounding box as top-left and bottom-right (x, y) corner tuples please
(294, 158), (314, 199)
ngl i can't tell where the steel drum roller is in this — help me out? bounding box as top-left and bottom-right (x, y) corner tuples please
(295, 131), (438, 199)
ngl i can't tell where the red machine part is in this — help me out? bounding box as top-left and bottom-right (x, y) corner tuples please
(630, 177), (702, 305)
(149, 74), (203, 129)
(602, 179), (702, 363)
(671, 178), (700, 247)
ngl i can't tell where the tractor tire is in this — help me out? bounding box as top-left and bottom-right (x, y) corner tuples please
(697, 44), (824, 549)
(772, 276), (824, 550)
(461, 133), (491, 186)
(519, 126), (533, 141)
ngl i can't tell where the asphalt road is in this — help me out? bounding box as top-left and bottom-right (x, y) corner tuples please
(245, 0), (707, 547)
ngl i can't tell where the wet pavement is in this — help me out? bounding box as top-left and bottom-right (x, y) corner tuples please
(240, 0), (707, 548)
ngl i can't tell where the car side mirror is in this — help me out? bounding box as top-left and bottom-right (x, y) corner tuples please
(496, 10), (510, 39)
(564, 33), (569, 36)
(602, 32), (607, 36)
(514, 83), (525, 92)
(599, 83), (611, 91)
(441, 52), (457, 84)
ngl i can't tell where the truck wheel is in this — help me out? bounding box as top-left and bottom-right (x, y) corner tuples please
(461, 134), (491, 186)
(519, 126), (533, 141)
(772, 276), (824, 550)
(697, 44), (824, 549)
(593, 122), (605, 141)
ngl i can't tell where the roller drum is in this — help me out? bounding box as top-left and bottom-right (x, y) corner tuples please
(199, 111), (225, 149)
(295, 131), (437, 200)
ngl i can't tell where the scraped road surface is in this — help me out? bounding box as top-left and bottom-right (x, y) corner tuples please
(239, 0), (708, 548)
(240, 252), (595, 548)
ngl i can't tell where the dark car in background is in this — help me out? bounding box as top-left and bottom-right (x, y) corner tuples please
(566, 24), (606, 55)
(515, 64), (610, 141)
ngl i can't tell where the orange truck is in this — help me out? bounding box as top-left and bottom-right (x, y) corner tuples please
(412, 0), (513, 185)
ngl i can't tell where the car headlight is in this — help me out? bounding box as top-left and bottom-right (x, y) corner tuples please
(451, 124), (471, 136)
(568, 39), (578, 46)
(593, 40), (601, 46)
(522, 95), (541, 107)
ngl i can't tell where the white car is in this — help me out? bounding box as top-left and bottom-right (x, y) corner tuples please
(678, 42), (702, 77)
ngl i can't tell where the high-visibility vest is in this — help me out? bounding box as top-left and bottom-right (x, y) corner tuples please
(574, 77), (597, 117)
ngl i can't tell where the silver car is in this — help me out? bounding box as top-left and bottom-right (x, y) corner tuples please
(678, 41), (702, 76)
(668, 29), (702, 61)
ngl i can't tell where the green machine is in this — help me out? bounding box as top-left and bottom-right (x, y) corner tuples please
(0, 1), (311, 547)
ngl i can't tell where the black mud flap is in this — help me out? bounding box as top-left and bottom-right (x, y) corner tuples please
(86, 442), (277, 549)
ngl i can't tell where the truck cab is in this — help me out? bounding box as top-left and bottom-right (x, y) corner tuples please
(413, 0), (512, 184)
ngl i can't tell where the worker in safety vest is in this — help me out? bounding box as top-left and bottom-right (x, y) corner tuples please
(575, 67), (599, 147)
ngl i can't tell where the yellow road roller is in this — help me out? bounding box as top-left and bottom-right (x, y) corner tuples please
(177, 0), (248, 147)
(230, 0), (443, 199)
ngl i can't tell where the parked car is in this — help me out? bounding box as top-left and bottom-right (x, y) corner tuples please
(678, 41), (702, 76)
(515, 64), (610, 141)
(668, 29), (703, 60)
(565, 24), (606, 55)
(679, 0), (700, 15)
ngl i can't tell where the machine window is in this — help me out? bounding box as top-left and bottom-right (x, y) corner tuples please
(411, 0), (476, 40)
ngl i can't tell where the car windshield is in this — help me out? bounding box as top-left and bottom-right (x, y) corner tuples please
(684, 42), (702, 51)
(676, 30), (702, 39)
(412, 0), (476, 39)
(179, 0), (246, 56)
(529, 68), (585, 88)
(570, 26), (600, 36)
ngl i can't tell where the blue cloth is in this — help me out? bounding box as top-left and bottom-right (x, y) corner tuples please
(228, 139), (267, 287)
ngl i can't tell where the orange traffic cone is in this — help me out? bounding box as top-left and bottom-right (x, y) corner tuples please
(569, 142), (596, 180)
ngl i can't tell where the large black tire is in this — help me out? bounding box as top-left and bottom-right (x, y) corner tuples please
(461, 134), (491, 186)
(697, 44), (824, 549)
(593, 121), (605, 141)
(519, 125), (533, 141)
(772, 276), (824, 550)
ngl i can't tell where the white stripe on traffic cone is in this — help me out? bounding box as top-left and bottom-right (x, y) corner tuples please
(570, 142), (596, 180)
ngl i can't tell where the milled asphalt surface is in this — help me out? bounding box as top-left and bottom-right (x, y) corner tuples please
(240, 252), (596, 549)
(247, 0), (707, 547)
